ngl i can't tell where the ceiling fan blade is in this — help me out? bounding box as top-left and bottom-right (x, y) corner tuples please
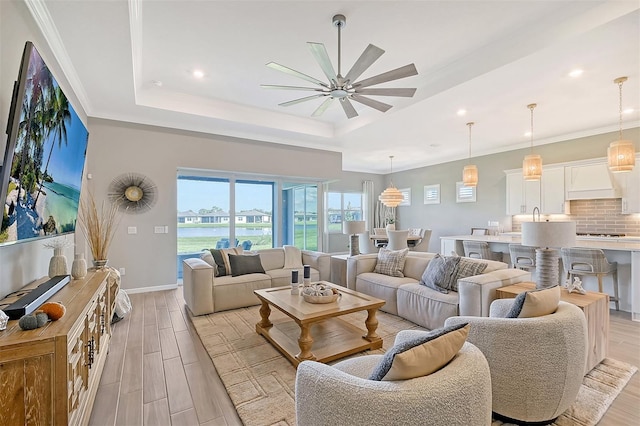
(307, 42), (337, 84)
(312, 97), (334, 117)
(266, 62), (329, 88)
(352, 64), (418, 89)
(356, 88), (416, 97)
(340, 98), (359, 119)
(261, 84), (325, 92)
(344, 44), (385, 83)
(279, 94), (327, 107)
(350, 94), (393, 112)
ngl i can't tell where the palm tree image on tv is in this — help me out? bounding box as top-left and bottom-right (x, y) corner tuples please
(1, 44), (88, 244)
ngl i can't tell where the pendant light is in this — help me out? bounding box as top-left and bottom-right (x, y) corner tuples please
(462, 122), (478, 187)
(378, 156), (404, 207)
(608, 76), (635, 172)
(522, 103), (542, 181)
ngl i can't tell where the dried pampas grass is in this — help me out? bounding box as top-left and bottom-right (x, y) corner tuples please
(78, 190), (121, 261)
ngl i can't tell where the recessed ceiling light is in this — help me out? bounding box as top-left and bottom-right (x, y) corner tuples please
(193, 70), (205, 79)
(457, 109), (467, 116)
(623, 108), (634, 114)
(151, 80), (163, 87)
(524, 131), (532, 137)
(568, 69), (583, 78)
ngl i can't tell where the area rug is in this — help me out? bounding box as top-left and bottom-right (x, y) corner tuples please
(190, 306), (637, 426)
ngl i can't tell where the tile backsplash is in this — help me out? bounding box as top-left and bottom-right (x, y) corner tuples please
(512, 199), (640, 236)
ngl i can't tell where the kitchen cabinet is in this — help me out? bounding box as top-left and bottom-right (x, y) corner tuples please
(613, 156), (640, 214)
(505, 171), (541, 215)
(0, 270), (117, 425)
(541, 166), (568, 214)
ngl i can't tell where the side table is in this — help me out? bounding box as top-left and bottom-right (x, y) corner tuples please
(330, 254), (350, 287)
(496, 282), (609, 374)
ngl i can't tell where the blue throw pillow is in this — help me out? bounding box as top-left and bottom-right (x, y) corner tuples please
(419, 254), (460, 294)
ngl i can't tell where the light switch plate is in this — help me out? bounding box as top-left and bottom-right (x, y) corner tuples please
(127, 226), (137, 234)
(154, 226), (164, 234)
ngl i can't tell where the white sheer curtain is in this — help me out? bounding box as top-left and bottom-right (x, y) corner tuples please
(363, 180), (375, 232)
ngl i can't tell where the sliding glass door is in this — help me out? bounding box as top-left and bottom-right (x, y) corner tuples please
(283, 183), (318, 250)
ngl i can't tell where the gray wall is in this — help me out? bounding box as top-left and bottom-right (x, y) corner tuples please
(85, 118), (352, 291)
(389, 128), (640, 253)
(0, 0), (87, 298)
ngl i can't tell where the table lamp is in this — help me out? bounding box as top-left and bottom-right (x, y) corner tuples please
(522, 218), (576, 289)
(343, 220), (366, 256)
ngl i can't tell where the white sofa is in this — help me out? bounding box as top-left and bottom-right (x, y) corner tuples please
(346, 252), (531, 329)
(182, 247), (330, 315)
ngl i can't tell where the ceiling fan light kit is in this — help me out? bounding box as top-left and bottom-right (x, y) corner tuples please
(262, 14), (418, 119)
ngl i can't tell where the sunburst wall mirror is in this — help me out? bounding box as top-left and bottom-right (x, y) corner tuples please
(108, 173), (157, 214)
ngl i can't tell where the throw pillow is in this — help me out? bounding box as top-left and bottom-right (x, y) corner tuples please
(228, 254), (266, 277)
(283, 245), (304, 269)
(449, 258), (488, 292)
(419, 254), (461, 294)
(373, 248), (410, 278)
(209, 247), (242, 277)
(506, 285), (561, 318)
(368, 323), (470, 381)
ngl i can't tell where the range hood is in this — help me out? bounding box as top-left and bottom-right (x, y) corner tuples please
(565, 162), (621, 200)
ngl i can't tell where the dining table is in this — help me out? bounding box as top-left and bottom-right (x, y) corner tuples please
(370, 234), (421, 247)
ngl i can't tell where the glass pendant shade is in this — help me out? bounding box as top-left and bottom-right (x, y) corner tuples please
(523, 154), (542, 181)
(462, 165), (478, 187)
(608, 140), (636, 172)
(608, 77), (635, 172)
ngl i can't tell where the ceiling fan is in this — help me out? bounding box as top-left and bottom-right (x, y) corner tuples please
(261, 14), (418, 119)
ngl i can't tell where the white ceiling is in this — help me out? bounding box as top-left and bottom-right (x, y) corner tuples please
(28, 0), (640, 173)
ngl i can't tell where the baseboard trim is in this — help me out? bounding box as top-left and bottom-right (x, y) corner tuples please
(124, 283), (180, 294)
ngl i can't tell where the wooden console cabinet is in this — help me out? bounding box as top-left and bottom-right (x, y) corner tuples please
(0, 270), (119, 425)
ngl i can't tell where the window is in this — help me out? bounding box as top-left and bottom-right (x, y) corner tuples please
(456, 182), (477, 203)
(284, 183), (318, 250)
(326, 192), (363, 233)
(424, 184), (440, 204)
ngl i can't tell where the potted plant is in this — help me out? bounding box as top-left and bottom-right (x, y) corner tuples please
(385, 211), (396, 230)
(78, 190), (121, 269)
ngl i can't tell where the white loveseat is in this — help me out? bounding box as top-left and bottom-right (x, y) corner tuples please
(346, 252), (530, 329)
(183, 247), (330, 315)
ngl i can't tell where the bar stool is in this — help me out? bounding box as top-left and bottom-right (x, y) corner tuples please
(509, 244), (536, 271)
(463, 241), (502, 261)
(560, 248), (619, 311)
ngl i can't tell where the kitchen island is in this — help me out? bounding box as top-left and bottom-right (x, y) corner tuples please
(440, 234), (640, 320)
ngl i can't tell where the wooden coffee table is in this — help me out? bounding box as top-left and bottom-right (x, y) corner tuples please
(254, 281), (385, 367)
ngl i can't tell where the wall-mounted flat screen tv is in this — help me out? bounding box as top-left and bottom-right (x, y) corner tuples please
(1, 41), (89, 246)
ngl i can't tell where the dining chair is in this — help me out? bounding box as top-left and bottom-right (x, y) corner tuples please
(358, 231), (378, 254)
(373, 228), (387, 236)
(463, 240), (502, 261)
(410, 229), (432, 252)
(387, 230), (409, 251)
(471, 228), (489, 235)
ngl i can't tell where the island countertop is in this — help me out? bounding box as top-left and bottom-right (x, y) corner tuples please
(440, 234), (640, 321)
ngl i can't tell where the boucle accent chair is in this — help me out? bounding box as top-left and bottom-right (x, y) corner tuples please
(445, 300), (588, 425)
(295, 332), (492, 426)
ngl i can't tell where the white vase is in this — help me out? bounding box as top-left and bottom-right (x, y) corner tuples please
(386, 223), (396, 231)
(48, 247), (68, 278)
(71, 253), (88, 280)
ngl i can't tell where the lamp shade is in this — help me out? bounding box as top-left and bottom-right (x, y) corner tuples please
(523, 154), (542, 181)
(462, 165), (478, 187)
(608, 140), (635, 172)
(522, 221), (576, 248)
(343, 220), (365, 235)
(378, 186), (404, 207)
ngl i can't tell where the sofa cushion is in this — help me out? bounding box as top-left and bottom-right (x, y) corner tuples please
(368, 322), (470, 381)
(209, 247), (243, 276)
(374, 248), (410, 278)
(419, 254), (461, 294)
(451, 258), (488, 292)
(229, 254), (265, 277)
(397, 283), (460, 330)
(506, 285), (561, 318)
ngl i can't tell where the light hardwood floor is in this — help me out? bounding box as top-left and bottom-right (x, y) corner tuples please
(91, 288), (640, 425)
